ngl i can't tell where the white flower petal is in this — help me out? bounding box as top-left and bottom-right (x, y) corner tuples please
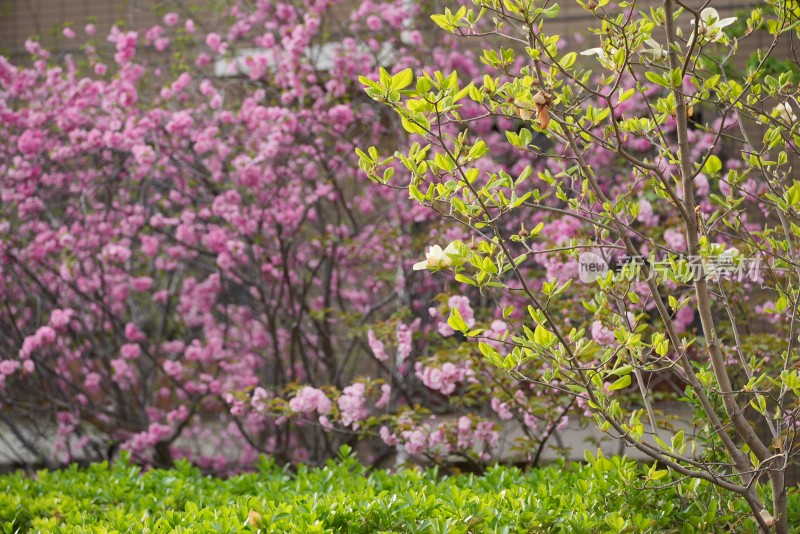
(700, 7), (720, 22)
(717, 17), (737, 28)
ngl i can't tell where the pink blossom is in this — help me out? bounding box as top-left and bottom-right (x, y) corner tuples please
(328, 104), (354, 126)
(141, 235), (159, 256)
(17, 129), (44, 155)
(103, 243), (131, 263)
(523, 412), (539, 430)
(131, 276), (154, 292)
(337, 382), (368, 429)
(402, 428), (427, 455)
(694, 173), (710, 196)
(664, 228), (686, 251)
(0, 361), (19, 375)
(132, 145), (156, 165)
(111, 358), (137, 389)
(673, 305), (696, 334)
(125, 322), (146, 342)
(485, 320), (509, 354)
(591, 321), (615, 345)
(396, 322), (412, 361)
(456, 416), (473, 448)
(474, 421), (500, 449)
(491, 397), (513, 420)
(637, 199), (659, 226)
(405, 30), (424, 47)
(84, 373), (102, 393)
(63, 28), (76, 39)
(375, 384), (391, 409)
(167, 405), (188, 424)
(318, 415), (333, 431)
(366, 16), (383, 31)
(164, 13), (179, 26)
(163, 360), (183, 378)
(289, 386), (331, 415)
(251, 386), (269, 411)
(120, 343), (141, 360)
(205, 33), (222, 52)
(379, 426), (397, 446)
(416, 362), (472, 395)
(556, 415), (570, 431)
(49, 308), (73, 329)
(367, 329), (388, 361)
(36, 326), (56, 345)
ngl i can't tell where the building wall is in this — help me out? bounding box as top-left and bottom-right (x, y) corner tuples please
(0, 1), (784, 60)
(1, 0), (156, 59)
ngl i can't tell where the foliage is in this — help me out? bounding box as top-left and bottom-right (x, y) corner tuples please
(0, 448), (783, 533)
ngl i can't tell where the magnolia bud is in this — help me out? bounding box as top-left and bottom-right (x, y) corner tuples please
(516, 107), (534, 120)
(759, 509), (776, 527)
(532, 90), (550, 106)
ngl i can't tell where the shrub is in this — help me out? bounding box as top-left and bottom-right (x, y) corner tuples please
(0, 448), (782, 532)
(0, 1), (570, 471)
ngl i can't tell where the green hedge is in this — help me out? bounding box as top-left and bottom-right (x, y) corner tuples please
(0, 448), (791, 533)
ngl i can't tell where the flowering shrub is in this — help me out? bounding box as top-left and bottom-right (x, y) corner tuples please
(0, 1), (576, 471)
(359, 0), (800, 530)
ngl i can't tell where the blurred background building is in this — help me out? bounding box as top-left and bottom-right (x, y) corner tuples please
(3, 1), (782, 61)
(2, 0), (160, 59)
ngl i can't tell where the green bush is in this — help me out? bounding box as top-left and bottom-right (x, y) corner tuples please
(0, 448), (793, 533)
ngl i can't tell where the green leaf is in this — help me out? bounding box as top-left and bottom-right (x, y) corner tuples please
(703, 155), (722, 175)
(786, 182), (800, 207)
(671, 430), (684, 451)
(447, 306), (469, 333)
(533, 324), (554, 346)
(430, 13), (454, 31)
(455, 273), (477, 286)
(541, 4), (561, 18)
(618, 87), (635, 103)
(607, 375), (631, 391)
(358, 75), (382, 91)
(608, 365), (633, 377)
(401, 117), (426, 135)
(645, 71), (667, 87)
(559, 52), (577, 70)
(392, 68), (414, 90)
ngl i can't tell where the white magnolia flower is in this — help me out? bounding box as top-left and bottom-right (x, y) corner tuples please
(760, 509), (776, 527)
(772, 102), (797, 123)
(690, 8), (737, 43)
(413, 242), (459, 271)
(580, 46), (619, 70)
(703, 247), (740, 281)
(640, 38), (668, 60)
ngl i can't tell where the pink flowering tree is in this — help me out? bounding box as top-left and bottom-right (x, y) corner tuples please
(0, 1), (573, 471)
(360, 0), (800, 531)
